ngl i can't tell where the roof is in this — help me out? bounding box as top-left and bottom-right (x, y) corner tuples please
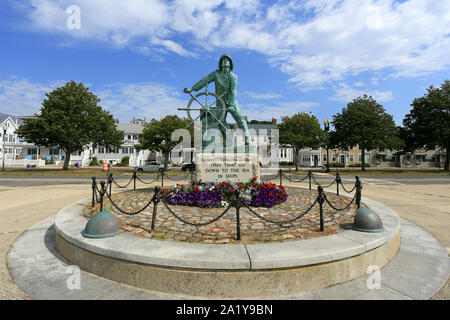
(117, 123), (144, 134)
(0, 113), (24, 126)
(247, 123), (277, 134)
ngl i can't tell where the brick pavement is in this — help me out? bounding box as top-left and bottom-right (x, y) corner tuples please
(85, 186), (359, 244)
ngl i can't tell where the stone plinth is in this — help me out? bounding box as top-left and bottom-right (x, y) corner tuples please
(195, 153), (260, 184)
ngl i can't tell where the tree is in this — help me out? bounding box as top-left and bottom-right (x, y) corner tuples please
(136, 115), (190, 170)
(402, 80), (450, 171)
(278, 113), (325, 171)
(332, 95), (401, 171)
(17, 81), (123, 170)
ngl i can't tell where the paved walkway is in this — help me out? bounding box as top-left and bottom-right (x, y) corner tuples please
(7, 215), (448, 300)
(1, 177), (449, 299)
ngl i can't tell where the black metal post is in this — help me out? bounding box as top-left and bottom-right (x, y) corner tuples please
(279, 169), (283, 186)
(99, 181), (106, 212)
(91, 177), (97, 207)
(108, 173), (113, 196)
(324, 119), (330, 173)
(236, 205), (241, 241)
(161, 169), (164, 187)
(151, 186), (161, 232)
(355, 176), (362, 209)
(234, 190), (241, 241)
(336, 172), (340, 196)
(133, 169), (136, 191)
(318, 186), (324, 232)
(309, 170), (312, 190)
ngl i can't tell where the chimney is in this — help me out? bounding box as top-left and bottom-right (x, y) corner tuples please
(144, 117), (146, 123)
(244, 116), (248, 123)
(272, 117), (277, 125)
(133, 117), (135, 121)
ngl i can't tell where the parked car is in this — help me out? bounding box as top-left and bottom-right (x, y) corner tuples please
(181, 162), (196, 172)
(135, 161), (170, 172)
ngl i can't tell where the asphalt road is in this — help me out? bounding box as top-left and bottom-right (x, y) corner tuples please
(0, 172), (449, 187)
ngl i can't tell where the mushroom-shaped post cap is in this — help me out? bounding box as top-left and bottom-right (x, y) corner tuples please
(82, 210), (119, 238)
(352, 207), (384, 233)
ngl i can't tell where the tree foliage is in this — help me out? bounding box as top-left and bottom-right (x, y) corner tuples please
(402, 80), (450, 171)
(17, 81), (123, 170)
(278, 113), (325, 171)
(136, 115), (191, 170)
(332, 95), (401, 170)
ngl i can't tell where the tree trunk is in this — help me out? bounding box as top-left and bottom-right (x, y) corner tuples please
(63, 151), (71, 170)
(164, 151), (169, 171)
(361, 148), (366, 171)
(294, 148), (298, 172)
(445, 146), (449, 171)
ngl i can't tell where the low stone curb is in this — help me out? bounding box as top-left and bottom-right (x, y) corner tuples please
(7, 215), (449, 300)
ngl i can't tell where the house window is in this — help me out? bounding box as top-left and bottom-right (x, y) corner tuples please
(98, 147), (105, 154)
(127, 135), (132, 140)
(332, 153), (336, 162)
(322, 153), (327, 162)
(349, 154), (354, 162)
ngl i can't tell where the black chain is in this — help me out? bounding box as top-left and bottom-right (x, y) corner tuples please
(281, 171), (309, 183)
(163, 172), (190, 182)
(104, 190), (155, 216)
(240, 198), (318, 225)
(112, 176), (134, 188)
(161, 197), (233, 227)
(136, 174), (159, 184)
(322, 192), (356, 211)
(310, 173), (337, 188)
(339, 180), (357, 193)
(260, 171), (281, 181)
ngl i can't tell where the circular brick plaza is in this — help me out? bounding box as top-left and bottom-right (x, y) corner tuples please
(83, 186), (361, 243)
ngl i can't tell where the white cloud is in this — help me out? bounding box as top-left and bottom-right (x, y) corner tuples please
(0, 78), (188, 122)
(245, 91), (282, 100)
(95, 82), (187, 121)
(330, 83), (394, 103)
(241, 100), (320, 121)
(17, 0), (450, 89)
(0, 77), (65, 116)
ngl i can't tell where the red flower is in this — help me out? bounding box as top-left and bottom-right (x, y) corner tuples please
(194, 187), (199, 192)
(253, 177), (257, 181)
(222, 181), (226, 185)
(231, 188), (236, 192)
(269, 193), (273, 196)
(251, 182), (255, 187)
(215, 185), (218, 189)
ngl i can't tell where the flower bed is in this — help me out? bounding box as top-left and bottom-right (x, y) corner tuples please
(163, 178), (288, 208)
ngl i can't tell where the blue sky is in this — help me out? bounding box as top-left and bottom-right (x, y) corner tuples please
(0, 0), (449, 127)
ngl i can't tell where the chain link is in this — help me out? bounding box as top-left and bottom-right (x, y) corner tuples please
(136, 173), (159, 184)
(112, 176), (134, 188)
(339, 180), (357, 193)
(104, 190), (155, 216)
(322, 192), (356, 211)
(161, 197), (233, 226)
(281, 171), (309, 183)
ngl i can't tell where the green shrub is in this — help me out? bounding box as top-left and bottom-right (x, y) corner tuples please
(348, 163), (371, 167)
(120, 156), (130, 167)
(328, 162), (345, 167)
(90, 156), (98, 166)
